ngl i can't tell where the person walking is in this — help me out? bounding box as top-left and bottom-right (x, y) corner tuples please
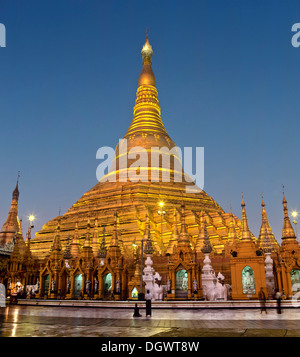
(275, 289), (282, 314)
(258, 287), (267, 314)
(145, 289), (152, 317)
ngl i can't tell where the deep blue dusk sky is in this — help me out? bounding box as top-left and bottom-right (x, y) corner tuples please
(0, 1), (299, 242)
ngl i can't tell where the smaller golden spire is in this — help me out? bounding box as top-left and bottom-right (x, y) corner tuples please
(110, 212), (119, 247)
(70, 211), (81, 257)
(258, 194), (278, 252)
(179, 203), (189, 243)
(12, 171), (20, 201)
(166, 208), (179, 254)
(51, 216), (62, 252)
(83, 215), (92, 248)
(201, 220), (212, 254)
(241, 193), (252, 242)
(195, 210), (206, 252)
(98, 226), (107, 259)
(282, 189), (296, 241)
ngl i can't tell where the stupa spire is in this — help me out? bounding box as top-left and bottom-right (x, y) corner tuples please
(179, 203), (190, 244)
(0, 173), (22, 246)
(241, 194), (252, 242)
(282, 189), (296, 241)
(102, 31), (184, 184)
(70, 212), (81, 257)
(201, 219), (212, 254)
(110, 212), (119, 247)
(144, 219), (154, 255)
(13, 171), (20, 201)
(92, 216), (100, 256)
(83, 216), (92, 248)
(258, 194), (278, 251)
(138, 30), (155, 87)
(98, 226), (107, 261)
(51, 216), (62, 252)
(166, 208), (179, 254)
(124, 31), (170, 140)
(195, 211), (206, 253)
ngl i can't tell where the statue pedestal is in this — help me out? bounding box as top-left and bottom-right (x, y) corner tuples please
(84, 294), (90, 300)
(93, 294), (99, 300)
(49, 293), (57, 299)
(65, 293), (73, 300)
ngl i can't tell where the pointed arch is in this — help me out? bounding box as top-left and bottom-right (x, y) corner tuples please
(242, 265), (256, 294)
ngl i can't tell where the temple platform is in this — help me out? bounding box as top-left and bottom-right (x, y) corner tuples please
(14, 298), (296, 309)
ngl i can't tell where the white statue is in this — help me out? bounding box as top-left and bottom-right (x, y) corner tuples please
(142, 255), (163, 301)
(51, 279), (55, 292)
(193, 279), (197, 293)
(205, 272), (228, 301)
(201, 252), (216, 300)
(116, 279), (121, 293)
(153, 279), (163, 300)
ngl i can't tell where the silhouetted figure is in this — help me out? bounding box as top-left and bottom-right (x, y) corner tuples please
(133, 303), (142, 317)
(258, 287), (267, 314)
(145, 290), (152, 317)
(275, 290), (282, 314)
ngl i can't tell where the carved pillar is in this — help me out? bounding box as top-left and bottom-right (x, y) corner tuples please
(187, 269), (192, 299)
(281, 263), (288, 295)
(286, 269), (293, 298)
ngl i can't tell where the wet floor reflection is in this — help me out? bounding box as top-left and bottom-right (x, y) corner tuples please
(1, 305), (300, 337)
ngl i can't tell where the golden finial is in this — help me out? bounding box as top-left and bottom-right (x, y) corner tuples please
(141, 29), (153, 62)
(241, 192), (245, 206)
(261, 192), (265, 207)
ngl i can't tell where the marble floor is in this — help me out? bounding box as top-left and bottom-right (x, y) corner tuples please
(1, 305), (300, 337)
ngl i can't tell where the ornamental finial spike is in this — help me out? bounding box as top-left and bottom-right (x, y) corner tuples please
(138, 30), (156, 87)
(141, 29), (153, 63)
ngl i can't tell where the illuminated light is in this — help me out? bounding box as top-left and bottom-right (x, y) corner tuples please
(292, 211), (298, 219)
(159, 201), (164, 208)
(29, 215), (35, 223)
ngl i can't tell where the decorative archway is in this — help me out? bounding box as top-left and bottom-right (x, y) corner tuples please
(175, 269), (188, 298)
(291, 269), (300, 293)
(43, 274), (50, 295)
(103, 273), (112, 298)
(131, 287), (138, 299)
(242, 266), (256, 294)
(74, 273), (83, 299)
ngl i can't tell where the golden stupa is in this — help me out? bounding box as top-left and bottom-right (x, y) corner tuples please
(30, 34), (252, 263)
(3, 34), (300, 302)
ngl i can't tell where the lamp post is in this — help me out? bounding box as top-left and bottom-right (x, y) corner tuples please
(139, 238), (145, 300)
(132, 238), (145, 300)
(158, 201), (166, 255)
(29, 215), (35, 232)
(291, 211), (298, 240)
(139, 223), (154, 300)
